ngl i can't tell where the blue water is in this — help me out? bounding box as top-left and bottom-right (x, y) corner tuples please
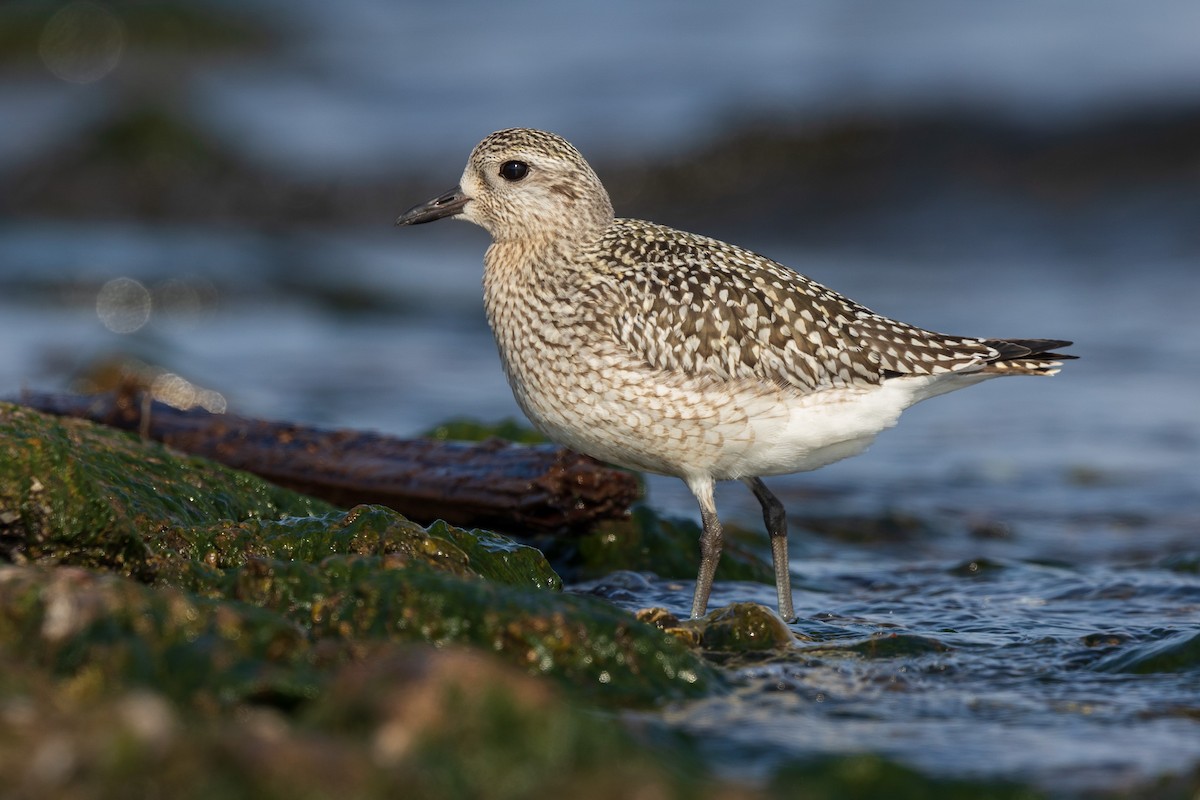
(2, 1), (1199, 793)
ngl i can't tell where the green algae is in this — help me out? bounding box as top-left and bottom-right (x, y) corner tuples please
(570, 503), (773, 583)
(0, 402), (333, 575)
(426, 518), (562, 590)
(417, 416), (773, 587)
(700, 602), (794, 653)
(0, 640), (720, 800)
(0, 554), (709, 710)
(155, 507), (560, 592)
(217, 555), (710, 705)
(421, 416), (549, 445)
(0, 404), (711, 705)
(0, 565), (319, 709)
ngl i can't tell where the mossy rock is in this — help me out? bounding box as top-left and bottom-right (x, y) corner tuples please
(421, 416), (548, 445)
(154, 506), (561, 593)
(700, 602), (794, 653)
(0, 404), (558, 590)
(0, 402), (333, 576)
(416, 417), (773, 586)
(1, 556), (712, 709)
(0, 404), (712, 705)
(0, 639), (720, 800)
(0, 565), (319, 709)
(568, 503), (773, 584)
(215, 555), (712, 705)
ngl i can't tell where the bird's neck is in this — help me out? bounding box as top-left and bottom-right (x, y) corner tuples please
(483, 229), (601, 287)
(482, 233), (596, 337)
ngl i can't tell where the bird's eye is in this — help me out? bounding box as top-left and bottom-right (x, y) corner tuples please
(499, 160), (529, 181)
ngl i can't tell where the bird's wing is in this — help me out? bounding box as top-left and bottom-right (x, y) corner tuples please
(590, 220), (1002, 391)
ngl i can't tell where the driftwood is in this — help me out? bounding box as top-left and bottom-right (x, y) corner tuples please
(15, 391), (640, 533)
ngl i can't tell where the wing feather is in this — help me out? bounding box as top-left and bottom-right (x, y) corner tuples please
(585, 220), (1007, 391)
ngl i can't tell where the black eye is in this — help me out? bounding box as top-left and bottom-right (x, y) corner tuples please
(499, 160), (529, 181)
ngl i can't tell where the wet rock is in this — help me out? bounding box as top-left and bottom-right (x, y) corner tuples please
(0, 636), (736, 800)
(768, 753), (1045, 800)
(1096, 630), (1200, 675)
(18, 392), (640, 534)
(0, 402), (332, 576)
(567, 503), (773, 584)
(309, 646), (717, 799)
(153, 506), (561, 593)
(0, 404), (712, 705)
(947, 558), (1008, 578)
(0, 398), (739, 793)
(837, 633), (952, 659)
(700, 603), (795, 653)
(636, 606), (703, 648)
(216, 554), (711, 705)
(1081, 632), (1130, 648)
(0, 565), (319, 708)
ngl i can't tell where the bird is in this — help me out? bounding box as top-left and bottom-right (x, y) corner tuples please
(395, 127), (1074, 622)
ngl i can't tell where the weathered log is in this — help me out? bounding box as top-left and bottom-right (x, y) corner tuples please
(14, 391), (640, 533)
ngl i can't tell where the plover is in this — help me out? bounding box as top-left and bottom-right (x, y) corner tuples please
(396, 128), (1073, 621)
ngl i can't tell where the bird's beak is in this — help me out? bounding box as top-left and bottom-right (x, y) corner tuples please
(394, 186), (469, 225)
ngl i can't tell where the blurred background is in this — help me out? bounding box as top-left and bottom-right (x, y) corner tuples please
(2, 0), (1197, 526)
(3, 1), (1199, 789)
(2, 0), (1198, 523)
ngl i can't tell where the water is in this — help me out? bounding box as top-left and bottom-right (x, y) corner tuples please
(646, 560), (1199, 794)
(2, 0), (1199, 794)
(5, 218), (1197, 792)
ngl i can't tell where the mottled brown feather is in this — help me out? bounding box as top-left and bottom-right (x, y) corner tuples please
(579, 220), (1055, 391)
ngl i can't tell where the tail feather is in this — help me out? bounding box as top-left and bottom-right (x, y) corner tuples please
(981, 338), (1076, 376)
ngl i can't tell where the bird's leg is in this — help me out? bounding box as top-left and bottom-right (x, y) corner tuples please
(743, 477), (795, 621)
(688, 476), (723, 619)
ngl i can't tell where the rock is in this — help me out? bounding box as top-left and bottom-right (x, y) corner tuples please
(567, 503), (774, 584)
(15, 392), (641, 534)
(0, 403), (713, 705)
(639, 602), (795, 654)
(0, 402), (332, 576)
(700, 603), (795, 653)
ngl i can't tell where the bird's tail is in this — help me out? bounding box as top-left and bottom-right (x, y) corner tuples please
(980, 338), (1076, 376)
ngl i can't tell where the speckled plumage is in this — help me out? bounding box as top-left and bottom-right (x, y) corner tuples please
(397, 128), (1074, 620)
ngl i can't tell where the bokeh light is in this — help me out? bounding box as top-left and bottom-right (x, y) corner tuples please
(96, 277), (151, 333)
(149, 371), (227, 413)
(38, 1), (125, 85)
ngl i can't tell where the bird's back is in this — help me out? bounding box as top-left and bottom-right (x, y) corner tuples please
(482, 216), (1070, 480)
(579, 219), (1068, 389)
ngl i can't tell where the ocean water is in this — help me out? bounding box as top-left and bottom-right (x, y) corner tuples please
(2, 0), (1199, 793)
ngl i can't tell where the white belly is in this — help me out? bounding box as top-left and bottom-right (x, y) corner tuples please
(507, 349), (988, 482)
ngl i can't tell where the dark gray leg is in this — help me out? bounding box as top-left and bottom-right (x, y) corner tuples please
(687, 476), (722, 619)
(743, 477), (795, 621)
